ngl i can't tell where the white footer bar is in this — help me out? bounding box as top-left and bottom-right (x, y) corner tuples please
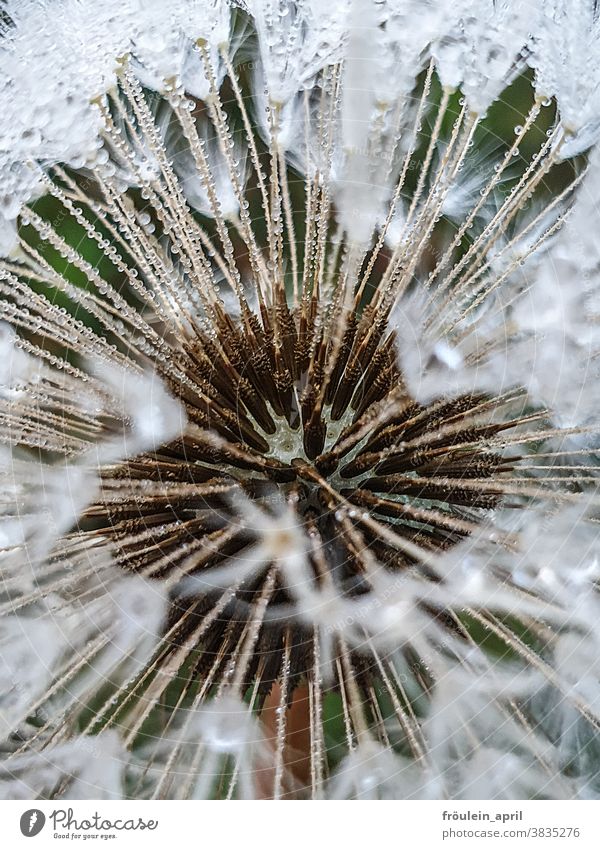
(0, 800), (597, 848)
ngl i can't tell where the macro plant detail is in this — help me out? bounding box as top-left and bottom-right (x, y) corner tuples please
(1, 0), (600, 801)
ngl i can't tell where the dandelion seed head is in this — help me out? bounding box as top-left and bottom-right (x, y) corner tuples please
(1, 0), (600, 800)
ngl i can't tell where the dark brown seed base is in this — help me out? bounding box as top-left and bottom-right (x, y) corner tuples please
(81, 298), (515, 697)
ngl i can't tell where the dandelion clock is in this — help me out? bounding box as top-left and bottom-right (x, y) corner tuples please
(0, 0), (600, 801)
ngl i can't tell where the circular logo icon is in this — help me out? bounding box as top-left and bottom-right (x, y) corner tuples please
(19, 810), (46, 837)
